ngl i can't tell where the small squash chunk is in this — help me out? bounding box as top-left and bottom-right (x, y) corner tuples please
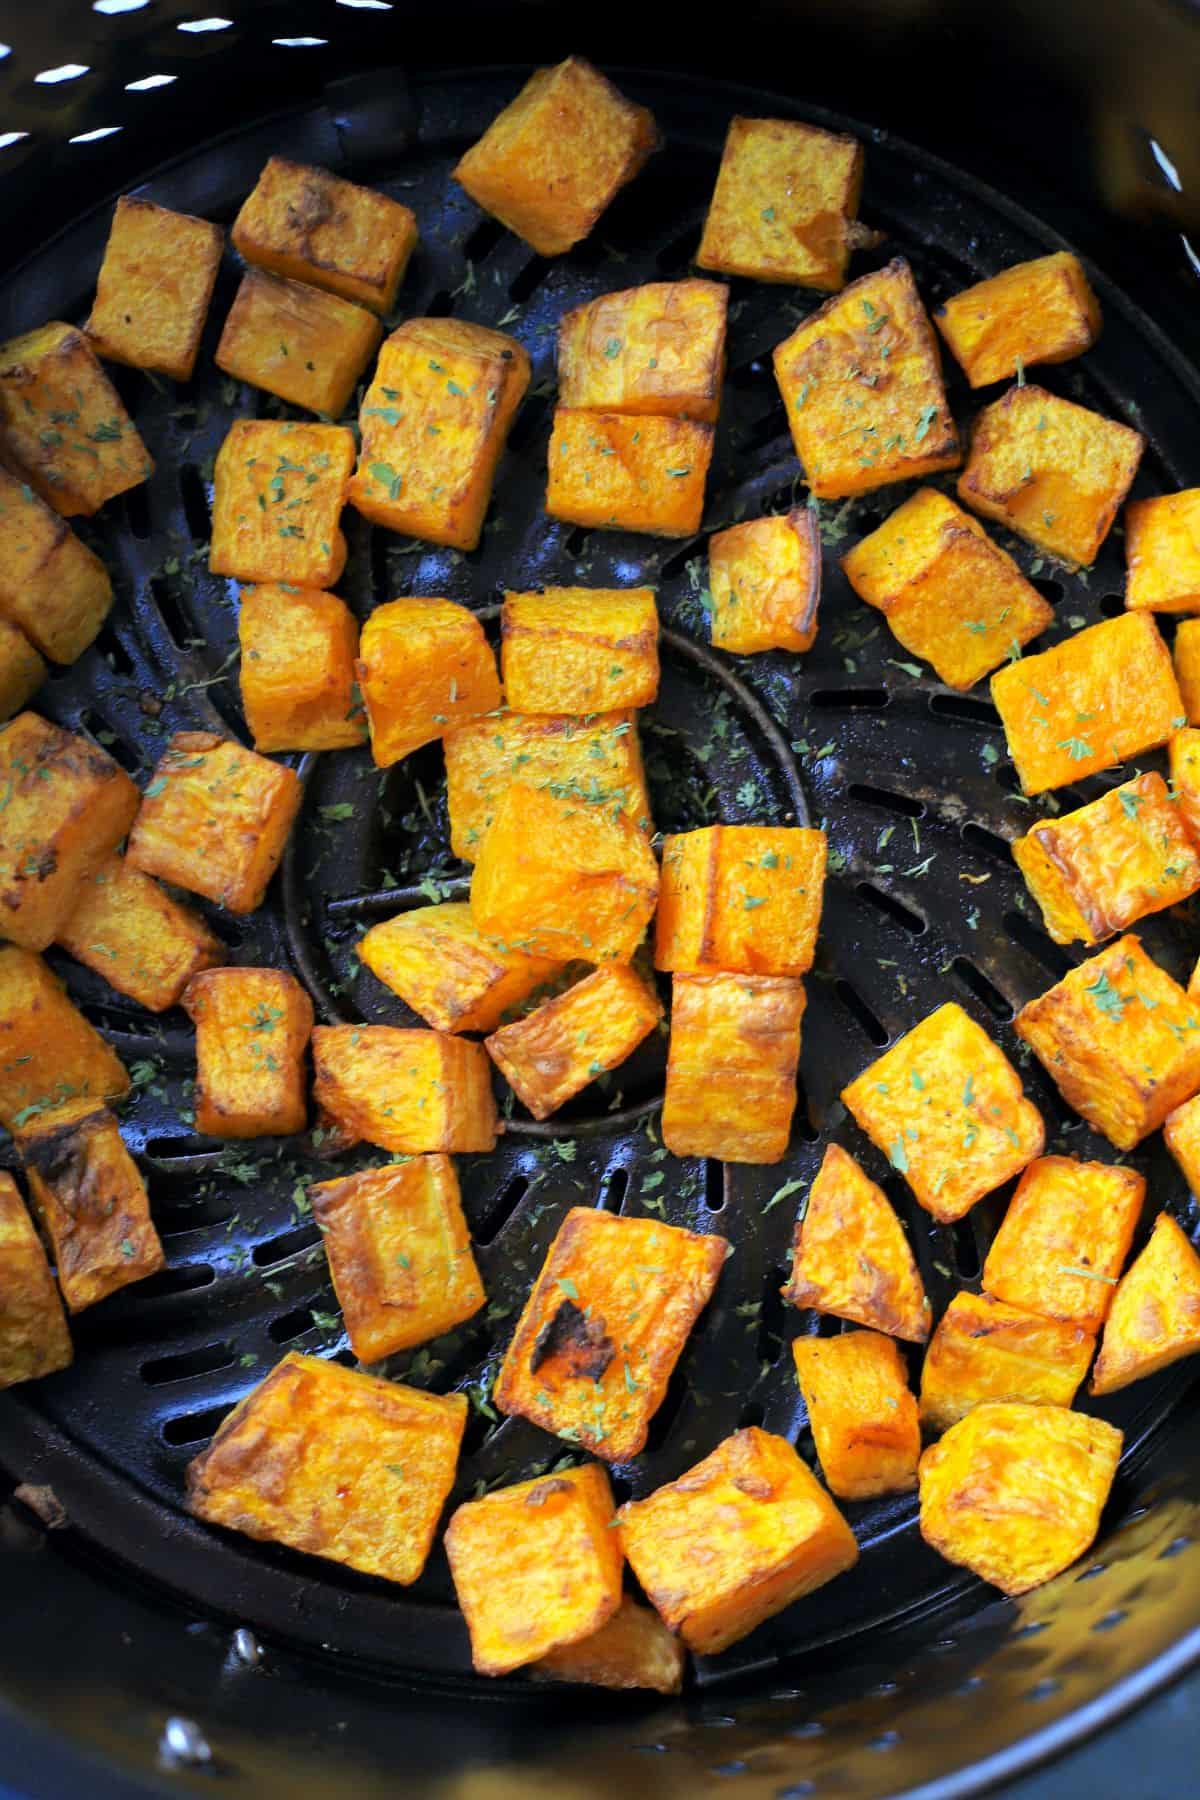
(310, 1155), (485, 1362)
(486, 963), (662, 1120)
(0, 323), (153, 517)
(444, 709), (652, 862)
(772, 258), (959, 501)
(0, 948), (128, 1130)
(1174, 620), (1200, 723)
(656, 824), (826, 978)
(983, 1156), (1143, 1334)
(546, 409), (713, 537)
(958, 384), (1142, 567)
(934, 252), (1102, 389)
(617, 1427), (859, 1656)
(841, 487), (1052, 690)
(18, 1100), (163, 1311)
(311, 1025), (497, 1155)
(356, 596), (501, 768)
(1091, 1212), (1200, 1395)
(558, 279), (728, 423)
(842, 1001), (1043, 1224)
(445, 1463), (623, 1676)
(349, 318), (530, 551)
(990, 612), (1182, 796)
(1014, 934), (1200, 1151)
(0, 467), (112, 663)
(494, 1208), (727, 1461)
(532, 1594), (685, 1695)
(1125, 489), (1200, 613)
(0, 619), (45, 720)
(85, 195), (224, 383)
(56, 854), (223, 1013)
(453, 57), (658, 258)
(217, 270), (383, 418)
(918, 1402), (1122, 1596)
(187, 1352), (466, 1584)
(1170, 727), (1200, 841)
(697, 115), (865, 292)
(358, 902), (559, 1035)
(184, 968), (313, 1139)
(1166, 1093), (1200, 1199)
(919, 1291), (1094, 1434)
(232, 157), (417, 315)
(239, 583), (364, 753)
(127, 732), (301, 915)
(471, 782), (659, 965)
(782, 1142), (928, 1342)
(0, 1171), (71, 1387)
(792, 1329), (920, 1501)
(708, 510), (821, 656)
(210, 419), (354, 589)
(662, 971), (805, 1164)
(0, 712), (139, 951)
(1012, 771), (1200, 946)
(501, 587), (659, 714)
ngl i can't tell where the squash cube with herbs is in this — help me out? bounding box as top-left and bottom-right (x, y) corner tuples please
(0, 1171), (72, 1388)
(546, 409), (713, 537)
(0, 619), (45, 720)
(558, 279), (728, 423)
(217, 270), (383, 418)
(662, 971), (805, 1164)
(656, 824), (826, 978)
(1091, 1212), (1200, 1395)
(782, 1141), (929, 1342)
(1170, 727), (1200, 841)
(919, 1290), (1095, 1433)
(500, 587), (659, 714)
(792, 1329), (920, 1501)
(708, 509), (822, 656)
(0, 323), (153, 517)
(983, 1156), (1143, 1334)
(358, 901), (560, 1035)
(934, 253), (1102, 389)
(486, 963), (662, 1119)
(532, 1594), (685, 1695)
(356, 596), (501, 769)
(0, 948), (128, 1131)
(1174, 621), (1200, 724)
(697, 115), (865, 292)
(232, 157), (418, 315)
(85, 195), (224, 383)
(311, 1024), (497, 1155)
(210, 420), (355, 589)
(0, 467), (112, 664)
(184, 967), (313, 1139)
(239, 584), (364, 753)
(56, 854), (223, 1013)
(1124, 489), (1200, 613)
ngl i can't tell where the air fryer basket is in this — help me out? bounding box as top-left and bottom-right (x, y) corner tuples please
(1, 3), (1200, 1797)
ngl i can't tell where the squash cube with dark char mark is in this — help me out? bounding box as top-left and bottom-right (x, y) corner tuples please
(1174, 621), (1200, 723)
(216, 270), (383, 418)
(0, 466), (112, 664)
(934, 252), (1102, 389)
(85, 196), (224, 383)
(311, 1025), (497, 1155)
(0, 1171), (72, 1388)
(500, 587), (659, 714)
(1090, 1211), (1200, 1395)
(356, 596), (502, 769)
(56, 853), (223, 1013)
(656, 824), (826, 977)
(0, 323), (153, 517)
(557, 279), (728, 423)
(662, 971), (805, 1164)
(697, 115), (865, 292)
(708, 509), (822, 656)
(782, 1141), (929, 1342)
(531, 1594), (685, 1694)
(919, 1290), (1095, 1433)
(1125, 488), (1200, 613)
(184, 967), (313, 1139)
(792, 1329), (920, 1501)
(358, 901), (561, 1035)
(210, 420), (355, 590)
(485, 963), (662, 1120)
(232, 157), (417, 315)
(545, 409), (713, 538)
(239, 584), (365, 753)
(0, 948), (129, 1131)
(0, 620), (45, 721)
(982, 1156), (1143, 1334)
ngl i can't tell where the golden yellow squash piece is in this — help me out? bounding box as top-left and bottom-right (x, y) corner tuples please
(1174, 620), (1200, 723)
(1165, 1092), (1200, 1199)
(983, 1156), (1143, 1334)
(708, 509), (822, 655)
(618, 1427), (859, 1656)
(0, 1171), (71, 1388)
(85, 195), (224, 383)
(184, 967), (313, 1139)
(793, 1329), (919, 1501)
(1170, 727), (1200, 841)
(217, 270), (383, 418)
(782, 1141), (929, 1342)
(531, 1594), (685, 1695)
(0, 948), (128, 1131)
(500, 586), (659, 714)
(1125, 488), (1200, 613)
(662, 970), (805, 1164)
(934, 252), (1101, 389)
(558, 279), (728, 423)
(0, 619), (45, 720)
(311, 1024), (497, 1155)
(546, 409), (713, 537)
(486, 963), (662, 1120)
(656, 824), (826, 977)
(0, 323), (153, 517)
(239, 584), (364, 753)
(0, 466), (112, 663)
(697, 115), (864, 292)
(56, 853), (223, 1013)
(209, 419), (354, 589)
(919, 1290), (1095, 1433)
(359, 901), (560, 1036)
(356, 596), (501, 769)
(1090, 1212), (1200, 1395)
(232, 157), (417, 315)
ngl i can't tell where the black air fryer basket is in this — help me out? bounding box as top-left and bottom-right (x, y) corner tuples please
(2, 3), (1200, 1796)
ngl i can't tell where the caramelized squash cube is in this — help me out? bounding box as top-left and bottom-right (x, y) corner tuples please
(656, 824), (826, 977)
(531, 1594), (685, 1694)
(558, 279), (728, 423)
(0, 1171), (71, 1387)
(0, 323), (153, 517)
(1125, 489), (1200, 613)
(184, 967), (313, 1139)
(0, 467), (112, 663)
(934, 253), (1101, 389)
(56, 853), (223, 1012)
(919, 1290), (1094, 1433)
(0, 619), (45, 719)
(239, 583), (364, 752)
(358, 902), (559, 1035)
(697, 115), (864, 292)
(232, 157), (417, 315)
(708, 509), (821, 655)
(0, 948), (128, 1130)
(210, 419), (354, 589)
(311, 1024), (497, 1155)
(356, 596), (501, 768)
(1091, 1212), (1200, 1395)
(486, 963), (661, 1119)
(217, 270), (382, 418)
(983, 1156), (1143, 1334)
(1170, 726), (1200, 841)
(500, 587), (659, 714)
(85, 195), (224, 383)
(1174, 620), (1200, 723)
(662, 971), (805, 1164)
(545, 409), (713, 537)
(782, 1141), (929, 1342)
(792, 1329), (920, 1501)
(1166, 1093), (1200, 1203)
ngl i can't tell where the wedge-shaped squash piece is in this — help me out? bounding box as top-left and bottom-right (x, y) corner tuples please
(1174, 620), (1200, 724)
(311, 1155), (485, 1362)
(17, 1100), (163, 1311)
(1169, 726), (1200, 842)
(184, 967), (313, 1139)
(618, 1427), (859, 1655)
(216, 270), (383, 418)
(934, 253), (1102, 389)
(558, 279), (728, 423)
(239, 583), (364, 753)
(531, 1594), (685, 1694)
(793, 1329), (920, 1501)
(990, 612), (1182, 796)
(1091, 1212), (1200, 1395)
(841, 487), (1052, 689)
(453, 57), (658, 257)
(773, 258), (959, 501)
(1014, 934), (1200, 1150)
(359, 902), (559, 1035)
(500, 587), (659, 714)
(494, 1207), (727, 1461)
(445, 1462), (623, 1676)
(471, 782), (659, 965)
(210, 419), (354, 589)
(187, 1352), (466, 1584)
(0, 948), (128, 1130)
(1012, 771), (1200, 946)
(983, 1156), (1143, 1334)
(0, 323), (153, 517)
(959, 384), (1142, 567)
(697, 115), (864, 292)
(709, 510), (822, 655)
(781, 1142), (929, 1341)
(919, 1290), (1094, 1433)
(356, 596), (501, 768)
(232, 157), (417, 314)
(1125, 489), (1200, 613)
(0, 712), (139, 950)
(663, 971), (805, 1164)
(0, 619), (45, 719)
(85, 195), (224, 383)
(486, 964), (662, 1120)
(546, 409), (713, 537)
(656, 824), (826, 977)
(918, 1401), (1122, 1596)
(0, 1171), (71, 1387)
(349, 318), (530, 551)
(56, 853), (223, 1012)
(0, 466), (112, 663)
(842, 1002), (1043, 1223)
(311, 1024), (497, 1155)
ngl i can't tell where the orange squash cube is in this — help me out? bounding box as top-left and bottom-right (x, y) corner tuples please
(532, 1594), (685, 1695)
(231, 157), (417, 315)
(85, 195), (224, 383)
(311, 1024), (497, 1155)
(0, 948), (128, 1130)
(934, 252), (1101, 389)
(0, 1171), (71, 1388)
(500, 587), (659, 714)
(0, 323), (153, 517)
(56, 853), (223, 1013)
(210, 420), (354, 589)
(356, 596), (501, 769)
(792, 1329), (920, 1501)
(558, 279), (728, 424)
(1174, 620), (1200, 723)
(183, 967), (313, 1139)
(545, 409), (713, 537)
(0, 619), (45, 720)
(983, 1156), (1143, 1334)
(359, 901), (559, 1035)
(1170, 727), (1200, 841)
(216, 270), (383, 418)
(1091, 1212), (1200, 1396)
(656, 824), (826, 977)
(486, 964), (662, 1119)
(662, 971), (805, 1164)
(782, 1142), (929, 1342)
(1166, 1093), (1200, 1205)
(708, 510), (821, 655)
(0, 467), (112, 666)
(239, 583), (364, 753)
(697, 115), (865, 292)
(1125, 488), (1200, 613)
(919, 1290), (1094, 1434)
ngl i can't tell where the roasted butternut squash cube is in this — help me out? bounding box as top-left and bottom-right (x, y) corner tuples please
(444, 709), (652, 862)
(187, 1352), (466, 1584)
(85, 195), (224, 383)
(217, 270), (383, 418)
(0, 323), (153, 517)
(453, 57), (658, 258)
(184, 967), (313, 1139)
(239, 583), (364, 753)
(127, 732), (301, 915)
(919, 1291), (1094, 1434)
(1165, 1092), (1200, 1199)
(56, 853), (223, 1013)
(1125, 489), (1200, 613)
(359, 902), (559, 1035)
(842, 1001), (1043, 1223)
(773, 259), (959, 501)
(0, 466), (111, 663)
(0, 1171), (71, 1387)
(310, 1155), (485, 1362)
(618, 1427), (859, 1655)
(0, 712), (139, 951)
(1170, 727), (1200, 841)
(486, 963), (662, 1119)
(1014, 934), (1200, 1150)
(841, 487), (1052, 689)
(0, 619), (45, 720)
(0, 948), (128, 1130)
(792, 1329), (920, 1501)
(500, 587), (659, 714)
(1091, 1212), (1200, 1395)
(782, 1141), (929, 1342)
(983, 1156), (1143, 1334)
(656, 824), (826, 978)
(546, 409), (713, 537)
(445, 1462), (623, 1676)
(532, 1594), (685, 1694)
(232, 157), (417, 315)
(558, 280), (728, 424)
(697, 115), (864, 292)
(1174, 620), (1200, 723)
(934, 253), (1102, 389)
(210, 419), (354, 589)
(356, 596), (501, 769)
(959, 384), (1143, 567)
(349, 318), (530, 551)
(990, 612), (1182, 796)
(311, 1025), (497, 1155)
(708, 509), (821, 655)
(471, 782), (659, 965)
(662, 971), (805, 1164)
(17, 1100), (162, 1311)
